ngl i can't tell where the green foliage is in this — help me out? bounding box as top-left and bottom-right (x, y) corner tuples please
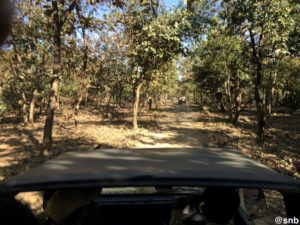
(191, 0), (298, 128)
(145, 61), (178, 101)
(276, 57), (300, 111)
(1, 79), (23, 116)
(192, 28), (250, 96)
(123, 4), (188, 79)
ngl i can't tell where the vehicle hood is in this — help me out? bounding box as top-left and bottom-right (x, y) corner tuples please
(1, 148), (299, 192)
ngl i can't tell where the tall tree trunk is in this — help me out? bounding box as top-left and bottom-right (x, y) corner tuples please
(42, 21), (61, 152)
(117, 86), (124, 106)
(57, 94), (60, 110)
(289, 92), (297, 114)
(29, 89), (38, 123)
(84, 91), (89, 106)
(215, 92), (225, 112)
(255, 85), (264, 142)
(74, 80), (83, 126)
(160, 93), (163, 105)
(133, 80), (144, 130)
(265, 71), (276, 117)
(43, 77), (59, 151)
(132, 83), (136, 103)
(225, 76), (233, 121)
(60, 96), (64, 109)
(254, 63), (264, 142)
(21, 92), (29, 124)
(141, 93), (148, 109)
(97, 91), (101, 108)
(74, 27), (87, 127)
(148, 97), (152, 111)
(232, 80), (242, 124)
(42, 0), (77, 154)
(250, 28), (265, 142)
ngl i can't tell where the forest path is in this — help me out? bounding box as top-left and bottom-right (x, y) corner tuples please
(135, 104), (210, 148)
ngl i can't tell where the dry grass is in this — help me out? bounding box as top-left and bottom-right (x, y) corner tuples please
(0, 105), (157, 180)
(193, 109), (300, 178)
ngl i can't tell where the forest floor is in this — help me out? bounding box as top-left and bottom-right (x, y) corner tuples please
(0, 102), (299, 224)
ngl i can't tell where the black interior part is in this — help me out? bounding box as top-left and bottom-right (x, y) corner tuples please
(0, 195), (38, 225)
(43, 190), (56, 209)
(59, 192), (247, 225)
(202, 187), (240, 224)
(236, 208), (255, 225)
(64, 201), (173, 225)
(282, 191), (300, 218)
(61, 194), (198, 225)
(41, 187), (261, 225)
(94, 194), (174, 205)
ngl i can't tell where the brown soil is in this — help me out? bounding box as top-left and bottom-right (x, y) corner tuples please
(0, 103), (299, 223)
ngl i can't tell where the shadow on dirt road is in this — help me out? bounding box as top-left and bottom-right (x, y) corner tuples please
(135, 104), (210, 148)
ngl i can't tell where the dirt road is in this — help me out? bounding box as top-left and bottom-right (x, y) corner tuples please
(135, 104), (210, 148)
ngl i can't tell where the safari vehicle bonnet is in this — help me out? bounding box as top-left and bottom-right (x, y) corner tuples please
(0, 148), (299, 224)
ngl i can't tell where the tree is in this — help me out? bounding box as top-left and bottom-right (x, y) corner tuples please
(193, 28), (250, 123)
(42, 0), (77, 152)
(141, 61), (178, 109)
(1, 0), (49, 124)
(120, 1), (188, 129)
(72, 2), (99, 126)
(220, 0), (295, 141)
(276, 57), (300, 114)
